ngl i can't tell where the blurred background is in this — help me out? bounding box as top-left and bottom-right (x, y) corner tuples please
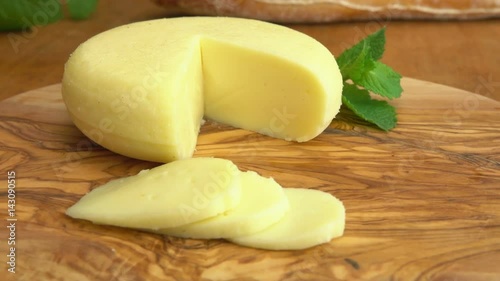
(0, 0), (499, 101)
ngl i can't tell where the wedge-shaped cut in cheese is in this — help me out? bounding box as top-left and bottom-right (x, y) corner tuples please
(159, 171), (289, 239)
(62, 17), (343, 163)
(229, 188), (345, 250)
(66, 158), (241, 229)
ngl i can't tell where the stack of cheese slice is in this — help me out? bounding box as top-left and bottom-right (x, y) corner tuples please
(62, 17), (343, 163)
(66, 157), (345, 250)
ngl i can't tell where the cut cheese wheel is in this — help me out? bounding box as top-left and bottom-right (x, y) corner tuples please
(229, 188), (345, 250)
(158, 171), (289, 239)
(62, 17), (343, 163)
(66, 157), (241, 229)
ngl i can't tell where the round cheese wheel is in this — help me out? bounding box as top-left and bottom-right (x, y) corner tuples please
(62, 17), (343, 162)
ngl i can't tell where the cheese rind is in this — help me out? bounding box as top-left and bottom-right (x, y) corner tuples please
(62, 17), (342, 163)
(62, 34), (204, 162)
(66, 158), (241, 229)
(158, 171), (289, 239)
(229, 188), (345, 250)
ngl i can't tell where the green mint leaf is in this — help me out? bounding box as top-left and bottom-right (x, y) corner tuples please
(0, 0), (97, 31)
(336, 39), (374, 81)
(342, 83), (397, 131)
(67, 0), (98, 20)
(353, 61), (403, 99)
(335, 27), (402, 130)
(336, 28), (386, 80)
(365, 27), (386, 61)
(0, 0), (63, 31)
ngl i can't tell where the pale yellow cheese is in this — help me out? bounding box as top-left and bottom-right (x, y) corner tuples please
(66, 158), (241, 229)
(62, 17), (343, 163)
(229, 188), (345, 250)
(158, 171), (289, 239)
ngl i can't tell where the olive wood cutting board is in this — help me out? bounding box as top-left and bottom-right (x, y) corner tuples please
(0, 78), (499, 281)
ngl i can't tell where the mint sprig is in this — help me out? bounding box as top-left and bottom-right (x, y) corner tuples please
(336, 27), (402, 131)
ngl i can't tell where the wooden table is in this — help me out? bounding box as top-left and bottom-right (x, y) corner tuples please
(0, 1), (499, 281)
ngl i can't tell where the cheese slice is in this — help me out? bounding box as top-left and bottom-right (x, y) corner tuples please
(62, 17), (343, 162)
(229, 188), (345, 250)
(66, 157), (241, 229)
(158, 171), (289, 239)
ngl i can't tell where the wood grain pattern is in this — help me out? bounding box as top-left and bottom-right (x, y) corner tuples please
(0, 78), (499, 281)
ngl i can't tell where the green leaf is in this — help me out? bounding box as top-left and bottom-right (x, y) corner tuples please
(337, 40), (374, 81)
(364, 27), (386, 61)
(67, 0), (98, 20)
(342, 83), (397, 131)
(0, 0), (63, 31)
(336, 27), (386, 80)
(0, 0), (97, 31)
(354, 61), (403, 99)
(335, 27), (402, 130)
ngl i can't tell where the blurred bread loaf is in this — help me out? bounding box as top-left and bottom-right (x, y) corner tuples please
(154, 0), (500, 23)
